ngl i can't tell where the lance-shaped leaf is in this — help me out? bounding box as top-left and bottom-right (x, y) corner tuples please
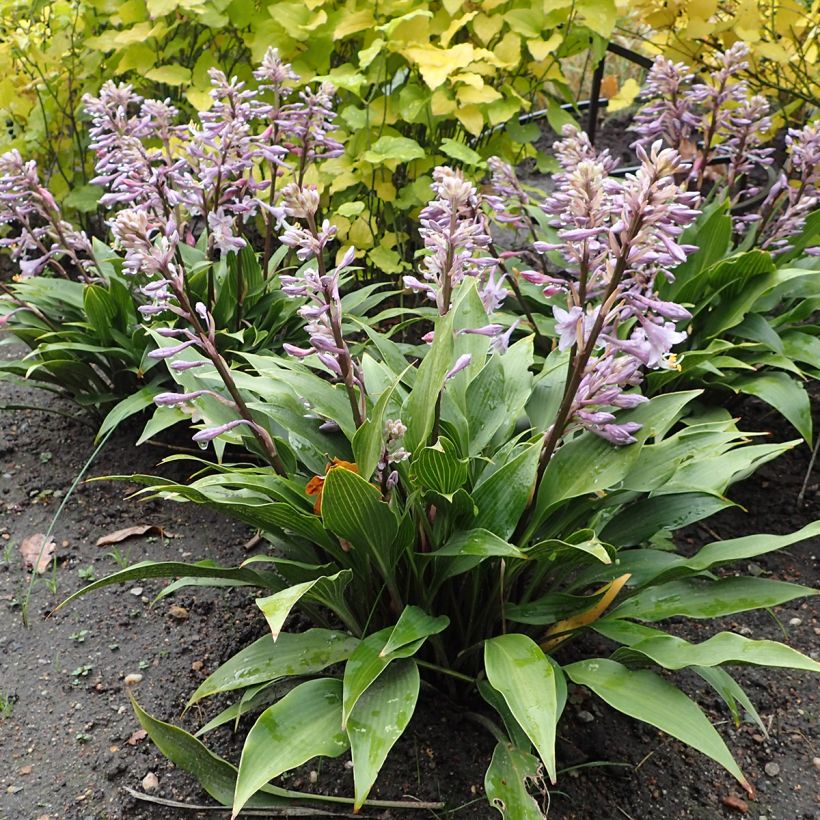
(256, 571), (352, 639)
(611, 631), (820, 673)
(484, 742), (547, 820)
(342, 628), (429, 727)
(484, 634), (559, 783)
(694, 666), (767, 734)
(473, 442), (541, 539)
(564, 658), (749, 792)
(465, 355), (508, 454)
(352, 375), (404, 481)
(432, 529), (528, 560)
(609, 576), (817, 622)
(53, 560), (282, 612)
(189, 629), (359, 704)
(348, 659), (420, 810)
(233, 679), (349, 817)
(403, 312), (455, 452)
(380, 605), (449, 656)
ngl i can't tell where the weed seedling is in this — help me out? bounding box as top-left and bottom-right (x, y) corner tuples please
(69, 629), (89, 643)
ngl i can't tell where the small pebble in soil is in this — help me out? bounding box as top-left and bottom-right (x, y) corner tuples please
(788, 617), (802, 626)
(141, 772), (159, 793)
(764, 762), (780, 777)
(577, 710), (594, 723)
(123, 673), (143, 686)
(308, 770), (318, 784)
(129, 587), (143, 597)
(813, 756), (820, 770)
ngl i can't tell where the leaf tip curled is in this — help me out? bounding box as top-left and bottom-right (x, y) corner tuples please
(742, 778), (755, 800)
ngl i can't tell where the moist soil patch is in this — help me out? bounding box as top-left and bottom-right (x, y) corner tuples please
(0, 371), (817, 820)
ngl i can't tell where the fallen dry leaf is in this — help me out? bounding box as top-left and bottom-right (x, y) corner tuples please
(168, 605), (189, 621)
(19, 765), (32, 776)
(126, 729), (147, 746)
(20, 533), (56, 574)
(95, 524), (168, 547)
(721, 795), (749, 813)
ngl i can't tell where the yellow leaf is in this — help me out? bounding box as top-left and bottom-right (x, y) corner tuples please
(301, 9), (328, 32)
(686, 0), (718, 19)
(442, 0), (463, 14)
(330, 214), (352, 237)
(334, 9), (375, 40)
(451, 72), (485, 89)
(378, 9), (433, 40)
(431, 88), (457, 115)
(493, 32), (521, 67)
(755, 41), (792, 64)
(486, 95), (521, 126)
(349, 216), (375, 249)
(607, 77), (641, 112)
(482, 0), (507, 10)
(403, 43), (477, 90)
(576, 0), (617, 38)
(472, 13), (503, 45)
(115, 43), (155, 75)
(526, 31), (562, 61)
(456, 104), (484, 136)
(359, 38), (385, 69)
(440, 11), (479, 47)
(540, 574), (631, 652)
(457, 84), (502, 105)
(374, 177), (396, 201)
(186, 86), (213, 111)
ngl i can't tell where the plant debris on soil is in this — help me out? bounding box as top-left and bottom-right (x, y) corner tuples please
(0, 357), (818, 820)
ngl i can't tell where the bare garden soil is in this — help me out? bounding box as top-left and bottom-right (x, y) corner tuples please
(0, 367), (817, 820)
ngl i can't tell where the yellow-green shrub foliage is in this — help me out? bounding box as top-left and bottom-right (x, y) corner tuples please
(621, 0), (818, 109)
(0, 0), (622, 269)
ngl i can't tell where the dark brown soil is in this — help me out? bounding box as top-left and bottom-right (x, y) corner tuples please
(0, 367), (817, 820)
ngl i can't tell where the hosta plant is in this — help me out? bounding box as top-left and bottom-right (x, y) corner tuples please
(60, 142), (820, 816)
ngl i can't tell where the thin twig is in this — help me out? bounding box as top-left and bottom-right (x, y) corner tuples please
(797, 432), (820, 505)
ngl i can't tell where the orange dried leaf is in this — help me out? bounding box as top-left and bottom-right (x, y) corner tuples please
(95, 525), (168, 546)
(20, 533), (56, 574)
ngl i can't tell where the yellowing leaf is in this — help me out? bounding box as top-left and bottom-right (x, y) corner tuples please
(486, 95), (521, 126)
(431, 88), (457, 115)
(358, 38), (385, 69)
(576, 0), (617, 38)
(368, 245), (404, 274)
(456, 104), (484, 136)
(493, 32), (521, 67)
(457, 84), (502, 105)
(451, 72), (485, 89)
(440, 11), (478, 48)
(363, 135), (426, 164)
(349, 216), (375, 249)
(527, 31), (563, 61)
(145, 65), (192, 86)
(186, 86), (213, 111)
(472, 13), (503, 44)
(607, 77), (641, 112)
(377, 9), (433, 39)
(333, 8), (374, 39)
(403, 43), (477, 89)
(374, 177), (396, 200)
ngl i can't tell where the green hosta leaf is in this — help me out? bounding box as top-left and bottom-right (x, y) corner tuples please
(413, 436), (469, 496)
(189, 629), (359, 704)
(348, 659), (420, 810)
(484, 634), (559, 782)
(256, 571), (352, 639)
(321, 467), (398, 554)
(352, 377), (403, 481)
(466, 355), (508, 454)
(729, 371), (812, 443)
(506, 590), (607, 626)
(477, 681), (532, 752)
(130, 695), (289, 809)
(439, 138), (486, 167)
(195, 682), (278, 737)
(233, 679), (349, 816)
(433, 529), (528, 560)
(54, 560), (281, 613)
(609, 577), (816, 622)
(694, 666), (766, 733)
(526, 534), (611, 565)
(363, 136), (425, 164)
(484, 742), (547, 820)
(403, 312), (455, 452)
(96, 382), (163, 441)
(612, 631), (820, 673)
(565, 659), (748, 788)
(342, 628), (427, 727)
(380, 606), (449, 657)
(63, 184), (103, 213)
(473, 442), (540, 539)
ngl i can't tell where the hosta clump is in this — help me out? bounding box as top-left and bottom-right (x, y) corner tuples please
(631, 43), (820, 251)
(60, 144), (820, 817)
(0, 50), (345, 422)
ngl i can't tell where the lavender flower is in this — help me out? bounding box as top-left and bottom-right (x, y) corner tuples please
(630, 56), (699, 152)
(405, 167), (496, 315)
(761, 121), (820, 254)
(0, 150), (95, 280)
(485, 157), (531, 229)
